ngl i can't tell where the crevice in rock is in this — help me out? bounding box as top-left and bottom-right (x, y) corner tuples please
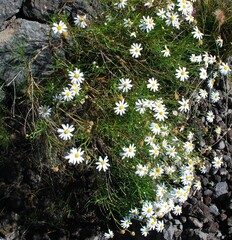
(14, 2), (47, 24)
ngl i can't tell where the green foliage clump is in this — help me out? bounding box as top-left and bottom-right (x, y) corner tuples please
(25, 0), (231, 237)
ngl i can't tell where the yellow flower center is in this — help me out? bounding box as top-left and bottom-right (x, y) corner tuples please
(64, 129), (70, 134)
(66, 92), (71, 97)
(170, 16), (175, 21)
(75, 153), (80, 158)
(57, 25), (62, 31)
(74, 73), (79, 79)
(119, 105), (124, 110)
(74, 88), (79, 93)
(181, 71), (185, 76)
(147, 208), (152, 213)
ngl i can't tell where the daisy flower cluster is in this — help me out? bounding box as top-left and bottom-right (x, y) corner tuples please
(102, 0), (230, 238)
(34, 0), (231, 238)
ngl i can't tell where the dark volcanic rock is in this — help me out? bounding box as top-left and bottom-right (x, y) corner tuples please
(22, 0), (101, 22)
(0, 0), (23, 26)
(0, 18), (51, 86)
(214, 182), (228, 198)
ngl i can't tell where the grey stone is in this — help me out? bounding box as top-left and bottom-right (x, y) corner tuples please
(0, 18), (52, 85)
(204, 189), (213, 196)
(22, 0), (64, 22)
(216, 140), (226, 150)
(220, 213), (227, 221)
(219, 168), (228, 176)
(228, 216), (232, 227)
(229, 203), (232, 210)
(207, 221), (219, 233)
(215, 182), (228, 198)
(189, 217), (203, 228)
(227, 129), (232, 144)
(0, 0), (23, 26)
(209, 204), (220, 216)
(193, 229), (208, 240)
(223, 155), (232, 168)
(22, 0), (101, 22)
(4, 230), (20, 240)
(180, 216), (187, 223)
(229, 227), (232, 234)
(163, 221), (182, 240)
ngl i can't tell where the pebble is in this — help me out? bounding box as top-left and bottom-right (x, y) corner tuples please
(219, 168), (228, 176)
(209, 204), (220, 216)
(227, 129), (232, 144)
(215, 182), (228, 198)
(228, 217), (232, 227)
(220, 213), (227, 221)
(204, 189), (213, 196)
(216, 140), (226, 150)
(189, 217), (203, 228)
(204, 196), (212, 205)
(213, 175), (221, 183)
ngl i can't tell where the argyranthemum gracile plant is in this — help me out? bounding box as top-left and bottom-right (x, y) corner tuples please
(28, 0), (231, 238)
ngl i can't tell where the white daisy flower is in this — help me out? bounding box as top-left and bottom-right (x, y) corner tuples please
(114, 99), (129, 116)
(118, 78), (133, 92)
(68, 68), (85, 84)
(65, 147), (85, 164)
(144, 0), (154, 8)
(219, 62), (231, 76)
(206, 110), (214, 123)
(192, 26), (204, 40)
(62, 88), (75, 101)
(165, 12), (180, 29)
(175, 66), (189, 81)
(212, 156), (223, 169)
(216, 36), (223, 48)
(135, 164), (149, 177)
(123, 18), (133, 28)
(114, 0), (127, 9)
(121, 144), (136, 159)
(147, 78), (159, 92)
(183, 141), (194, 153)
(96, 156), (110, 172)
(210, 91), (220, 103)
(57, 124), (75, 140)
(120, 217), (132, 229)
(39, 105), (51, 118)
(178, 98), (190, 112)
(74, 14), (88, 28)
(139, 16), (155, 32)
(155, 220), (165, 232)
(135, 99), (146, 114)
(104, 229), (114, 239)
(52, 21), (67, 34)
(130, 43), (143, 58)
(199, 67), (208, 80)
(161, 45), (171, 57)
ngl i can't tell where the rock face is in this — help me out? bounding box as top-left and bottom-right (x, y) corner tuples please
(0, 0), (101, 86)
(0, 0), (23, 26)
(22, 0), (65, 22)
(0, 18), (51, 85)
(22, 0), (101, 22)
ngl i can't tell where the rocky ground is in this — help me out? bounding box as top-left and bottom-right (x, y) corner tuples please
(0, 1), (232, 240)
